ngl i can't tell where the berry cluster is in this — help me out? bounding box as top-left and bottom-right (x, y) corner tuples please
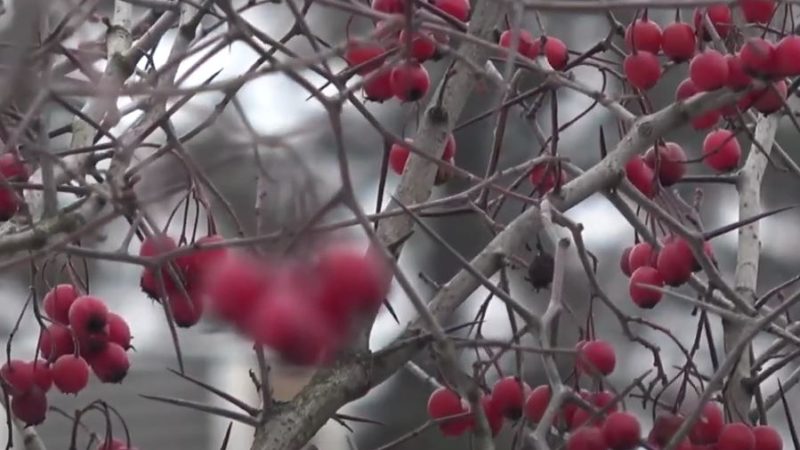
(348, 0), (471, 103)
(0, 152), (28, 221)
(4, 285), (132, 427)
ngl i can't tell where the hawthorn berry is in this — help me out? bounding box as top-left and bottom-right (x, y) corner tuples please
(620, 247), (633, 277)
(398, 30), (437, 62)
(529, 162), (567, 193)
(676, 78), (720, 130)
(690, 50), (729, 91)
(1, 360), (34, 395)
(625, 155), (656, 197)
(68, 295), (109, 334)
(203, 253), (271, 329)
(89, 342), (130, 383)
(43, 284), (79, 324)
(718, 423), (756, 450)
(661, 22), (696, 62)
(139, 234), (180, 298)
(107, 313), (132, 350)
(491, 376), (529, 420)
(603, 411), (640, 450)
(569, 407), (598, 429)
(371, 0), (405, 13)
(726, 53), (754, 90)
(363, 67), (394, 102)
(656, 237), (695, 286)
(629, 266), (664, 308)
(527, 36), (569, 70)
(623, 51), (661, 90)
(577, 339), (616, 376)
(0, 152), (28, 181)
(524, 384), (550, 423)
(499, 29), (535, 55)
(473, 395), (503, 436)
(0, 188), (20, 221)
(11, 387), (47, 426)
(703, 129), (741, 172)
(388, 135), (455, 176)
(52, 354), (90, 394)
(689, 402), (724, 444)
(345, 40), (385, 75)
(590, 391), (617, 411)
(649, 413), (684, 446)
(628, 242), (656, 272)
(427, 387), (471, 436)
(752, 80), (787, 115)
(740, 0), (775, 24)
(753, 425), (783, 450)
(433, 0), (470, 22)
(625, 18), (663, 54)
(644, 142), (687, 186)
(178, 234), (227, 283)
(567, 427), (607, 450)
(390, 62), (430, 102)
(31, 360), (52, 392)
(167, 287), (204, 328)
(39, 324), (74, 362)
(739, 38), (776, 76)
(694, 5), (732, 40)
(775, 35), (800, 77)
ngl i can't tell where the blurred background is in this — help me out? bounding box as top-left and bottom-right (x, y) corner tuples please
(0, 0), (799, 448)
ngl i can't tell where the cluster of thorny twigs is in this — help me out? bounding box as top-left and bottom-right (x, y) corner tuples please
(3, 0), (800, 449)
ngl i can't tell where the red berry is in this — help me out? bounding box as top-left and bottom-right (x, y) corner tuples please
(68, 295), (109, 334)
(389, 140), (410, 174)
(0, 360), (34, 395)
(628, 242), (656, 272)
(364, 67), (394, 102)
(499, 29), (535, 55)
(577, 339), (616, 375)
(524, 384), (551, 423)
(656, 238), (695, 286)
(718, 423), (756, 450)
(694, 5), (732, 40)
(11, 387), (47, 426)
(603, 412), (641, 450)
(38, 324), (74, 362)
(567, 427), (607, 450)
(529, 162), (567, 193)
(42, 284), (79, 324)
(676, 78), (720, 130)
(690, 50), (729, 91)
(625, 19), (663, 54)
(689, 402), (724, 444)
(107, 313), (132, 350)
(753, 425), (783, 450)
(591, 391), (617, 411)
(203, 253), (271, 329)
(775, 35), (800, 76)
(0, 152), (28, 181)
(644, 142), (686, 186)
(527, 36), (569, 70)
(31, 360), (52, 392)
(703, 129), (741, 172)
(433, 0), (470, 22)
(179, 234), (227, 283)
(727, 53), (754, 90)
(662, 22), (696, 62)
(52, 354), (90, 394)
(629, 266), (664, 308)
(167, 287), (204, 328)
(620, 247), (633, 277)
(491, 376), (530, 420)
(139, 234), (180, 298)
(0, 188), (20, 221)
(89, 342), (130, 383)
(740, 0), (775, 24)
(390, 62), (430, 102)
(371, 0), (405, 13)
(625, 155), (656, 197)
(475, 395), (503, 436)
(649, 413), (684, 446)
(427, 387), (471, 436)
(623, 51), (661, 90)
(752, 80), (787, 115)
(739, 38), (776, 76)
(344, 40), (385, 74)
(399, 30), (437, 62)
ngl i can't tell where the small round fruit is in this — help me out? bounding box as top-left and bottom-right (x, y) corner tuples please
(524, 384), (551, 423)
(753, 425), (783, 450)
(363, 67), (394, 102)
(644, 142), (686, 186)
(629, 266), (664, 308)
(727, 53), (753, 90)
(398, 30), (437, 62)
(344, 40), (384, 74)
(775, 35), (800, 77)
(752, 80), (787, 115)
(690, 50), (729, 91)
(0, 359), (34, 395)
(603, 411), (641, 450)
(739, 38), (776, 76)
(656, 238), (695, 286)
(628, 242), (656, 272)
(0, 188), (20, 221)
(499, 29), (535, 55)
(625, 156), (656, 197)
(433, 0), (470, 22)
(718, 423), (756, 450)
(68, 295), (109, 334)
(620, 247), (633, 277)
(649, 413), (684, 446)
(11, 387), (47, 426)
(694, 5), (732, 40)
(427, 387), (471, 437)
(491, 376), (530, 419)
(740, 0), (775, 24)
(203, 253), (272, 329)
(527, 36), (569, 70)
(390, 62), (430, 102)
(107, 313), (132, 350)
(474, 395), (503, 436)
(577, 339), (616, 376)
(662, 22), (696, 62)
(703, 129), (741, 172)
(31, 360), (52, 392)
(689, 402), (724, 444)
(624, 51), (661, 90)
(675, 78), (720, 130)
(89, 342), (130, 383)
(38, 324), (74, 362)
(0, 152), (28, 181)
(625, 18), (663, 54)
(42, 284), (79, 324)
(529, 162), (567, 193)
(167, 288), (204, 328)
(52, 355), (90, 394)
(567, 427), (607, 450)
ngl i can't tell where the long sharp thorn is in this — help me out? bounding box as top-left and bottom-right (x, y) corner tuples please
(166, 368), (258, 416)
(703, 204), (799, 241)
(140, 394), (258, 426)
